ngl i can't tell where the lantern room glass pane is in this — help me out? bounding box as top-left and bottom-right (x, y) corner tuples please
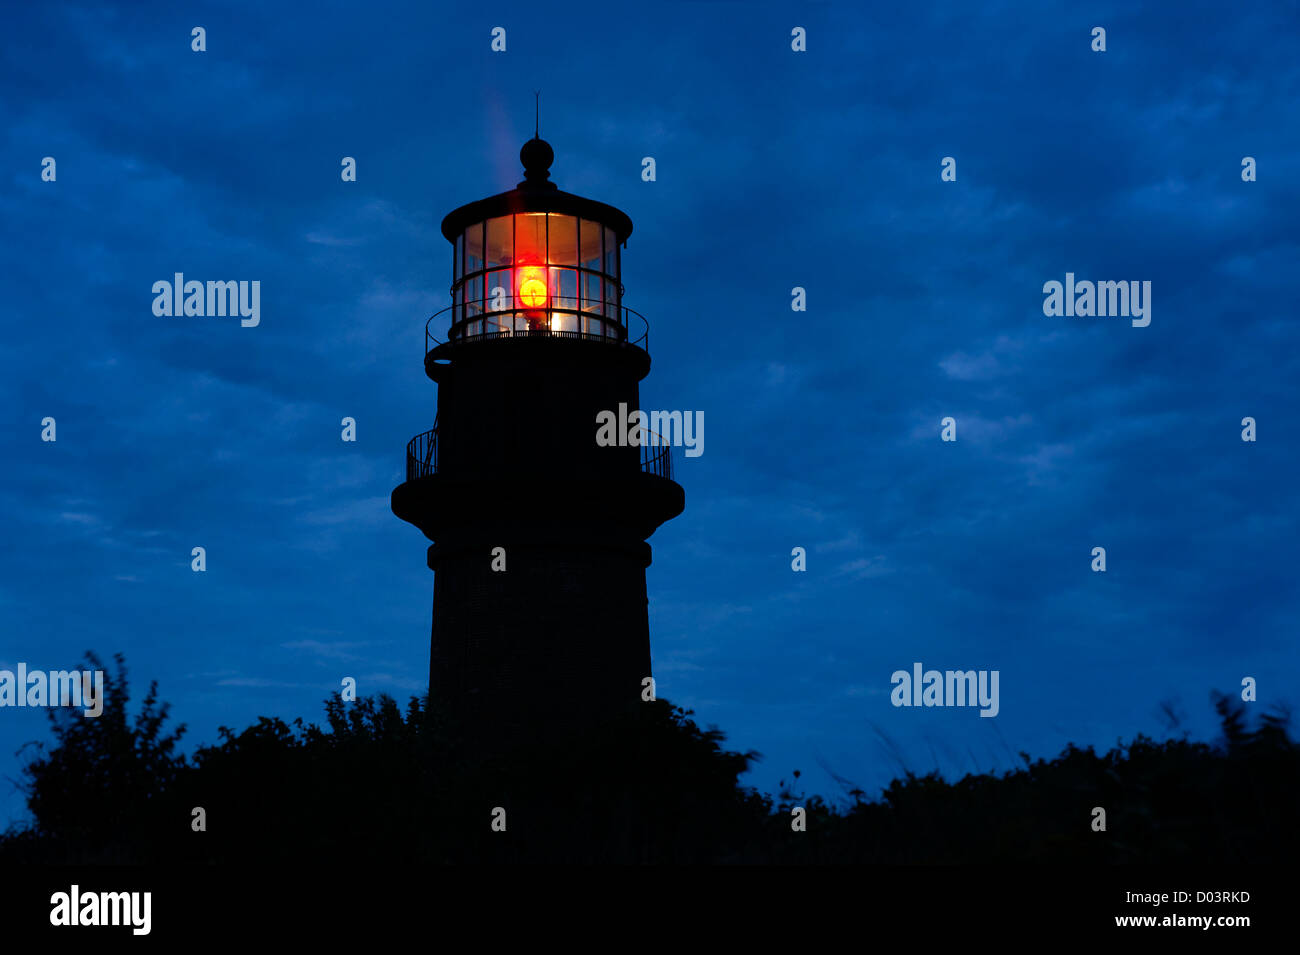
(581, 272), (602, 314)
(486, 216), (513, 268)
(516, 213), (546, 267)
(466, 273), (483, 317)
(453, 233), (461, 279)
(486, 269), (511, 312)
(464, 224), (483, 274)
(551, 267), (577, 310)
(552, 312), (577, 333)
(548, 214), (578, 266)
(605, 277), (621, 319)
(603, 227), (618, 278)
(579, 219), (602, 271)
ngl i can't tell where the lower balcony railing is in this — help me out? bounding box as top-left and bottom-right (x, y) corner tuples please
(405, 426), (438, 482)
(404, 425), (674, 482)
(640, 442), (673, 481)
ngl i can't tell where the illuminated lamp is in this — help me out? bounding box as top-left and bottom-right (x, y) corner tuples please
(518, 267), (548, 308)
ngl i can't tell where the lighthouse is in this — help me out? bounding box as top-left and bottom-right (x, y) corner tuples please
(392, 136), (685, 750)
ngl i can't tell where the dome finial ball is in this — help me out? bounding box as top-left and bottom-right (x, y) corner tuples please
(520, 137), (553, 180)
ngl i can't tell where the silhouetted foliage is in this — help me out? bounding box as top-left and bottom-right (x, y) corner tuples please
(3, 656), (1297, 863)
(6, 653), (187, 863)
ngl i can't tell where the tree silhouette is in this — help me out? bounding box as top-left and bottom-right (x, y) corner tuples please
(3, 656), (1296, 864)
(7, 652), (186, 862)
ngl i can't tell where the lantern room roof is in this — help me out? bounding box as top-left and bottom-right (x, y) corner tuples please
(439, 137), (634, 244)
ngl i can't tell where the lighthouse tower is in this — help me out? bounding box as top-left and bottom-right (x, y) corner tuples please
(392, 136), (684, 749)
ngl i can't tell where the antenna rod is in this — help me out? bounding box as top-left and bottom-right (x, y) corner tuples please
(534, 90), (540, 138)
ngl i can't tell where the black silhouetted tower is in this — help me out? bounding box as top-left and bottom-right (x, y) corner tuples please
(392, 136), (684, 749)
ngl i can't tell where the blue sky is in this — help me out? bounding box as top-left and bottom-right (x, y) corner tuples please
(2, 0), (1298, 826)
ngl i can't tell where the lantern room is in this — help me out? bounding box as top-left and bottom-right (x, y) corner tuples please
(437, 137), (635, 344)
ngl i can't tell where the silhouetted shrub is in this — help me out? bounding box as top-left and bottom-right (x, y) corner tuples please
(3, 655), (1296, 864)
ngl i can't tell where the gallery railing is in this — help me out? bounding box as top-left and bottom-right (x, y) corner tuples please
(424, 302), (649, 358)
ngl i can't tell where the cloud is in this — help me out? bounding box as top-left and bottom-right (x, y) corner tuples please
(281, 640), (369, 663)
